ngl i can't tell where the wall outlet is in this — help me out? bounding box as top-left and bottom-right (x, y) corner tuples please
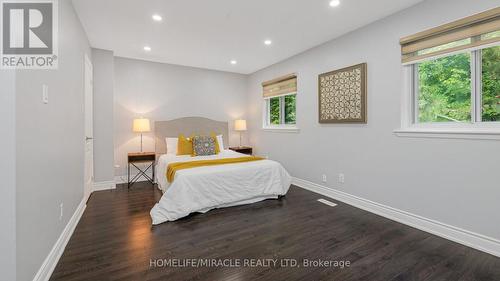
(338, 173), (345, 184)
(322, 174), (327, 183)
(59, 203), (63, 220)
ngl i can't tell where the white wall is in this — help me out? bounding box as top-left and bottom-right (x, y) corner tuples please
(247, 0), (500, 240)
(0, 70), (16, 281)
(15, 0), (91, 280)
(92, 48), (115, 183)
(113, 57), (248, 178)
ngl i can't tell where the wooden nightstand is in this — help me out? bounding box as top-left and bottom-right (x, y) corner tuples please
(229, 146), (253, 155)
(128, 152), (155, 188)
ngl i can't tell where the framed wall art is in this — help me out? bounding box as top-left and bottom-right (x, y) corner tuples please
(318, 63), (367, 123)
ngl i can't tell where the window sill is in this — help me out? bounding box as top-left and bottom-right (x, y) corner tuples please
(394, 128), (500, 140)
(262, 126), (300, 133)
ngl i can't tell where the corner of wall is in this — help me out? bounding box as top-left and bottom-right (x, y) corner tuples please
(91, 48), (116, 183)
(0, 69), (17, 281)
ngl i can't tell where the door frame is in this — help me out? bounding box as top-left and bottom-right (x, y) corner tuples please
(84, 54), (94, 202)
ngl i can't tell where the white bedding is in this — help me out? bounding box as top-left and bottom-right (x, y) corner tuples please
(150, 150), (291, 224)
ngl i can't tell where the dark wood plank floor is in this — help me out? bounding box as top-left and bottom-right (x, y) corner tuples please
(50, 182), (500, 281)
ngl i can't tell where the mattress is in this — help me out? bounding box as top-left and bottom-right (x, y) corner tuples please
(150, 150), (291, 224)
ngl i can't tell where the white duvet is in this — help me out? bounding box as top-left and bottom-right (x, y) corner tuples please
(150, 150), (291, 224)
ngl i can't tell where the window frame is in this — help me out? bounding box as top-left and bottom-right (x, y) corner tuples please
(396, 42), (500, 140)
(262, 93), (299, 132)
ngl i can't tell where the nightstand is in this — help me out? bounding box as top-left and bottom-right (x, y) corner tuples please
(128, 152), (155, 188)
(229, 146), (253, 155)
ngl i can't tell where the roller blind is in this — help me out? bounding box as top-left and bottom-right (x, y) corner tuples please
(262, 74), (297, 98)
(400, 7), (500, 64)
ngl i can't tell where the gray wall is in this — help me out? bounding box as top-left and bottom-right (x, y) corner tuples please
(113, 57), (248, 178)
(15, 0), (91, 280)
(246, 0), (500, 240)
(92, 49), (115, 183)
(0, 70), (16, 281)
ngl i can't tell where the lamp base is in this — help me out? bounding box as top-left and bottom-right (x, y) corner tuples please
(140, 133), (143, 152)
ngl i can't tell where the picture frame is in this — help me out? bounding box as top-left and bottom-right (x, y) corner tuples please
(318, 63), (367, 123)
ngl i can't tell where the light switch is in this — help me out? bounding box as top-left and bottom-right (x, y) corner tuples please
(42, 84), (49, 104)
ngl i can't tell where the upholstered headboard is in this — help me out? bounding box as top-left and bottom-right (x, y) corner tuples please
(154, 117), (229, 156)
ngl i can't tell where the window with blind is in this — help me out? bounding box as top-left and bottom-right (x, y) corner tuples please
(262, 74), (298, 129)
(400, 7), (500, 128)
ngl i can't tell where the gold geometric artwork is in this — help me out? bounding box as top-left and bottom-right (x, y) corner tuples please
(318, 63), (367, 123)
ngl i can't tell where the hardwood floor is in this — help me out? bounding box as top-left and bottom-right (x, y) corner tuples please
(50, 182), (500, 281)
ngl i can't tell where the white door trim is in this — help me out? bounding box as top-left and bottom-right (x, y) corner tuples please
(84, 54), (94, 202)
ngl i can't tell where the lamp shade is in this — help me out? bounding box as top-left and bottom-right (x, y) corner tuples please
(234, 119), (247, 131)
(132, 118), (151, 133)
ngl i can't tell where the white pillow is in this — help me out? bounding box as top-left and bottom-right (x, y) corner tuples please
(165, 137), (178, 154)
(217, 135), (224, 151)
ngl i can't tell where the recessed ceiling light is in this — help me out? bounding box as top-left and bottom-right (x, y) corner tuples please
(264, 39), (272, 45)
(329, 0), (340, 7)
(152, 14), (162, 21)
(230, 60), (237, 65)
(143, 46), (151, 52)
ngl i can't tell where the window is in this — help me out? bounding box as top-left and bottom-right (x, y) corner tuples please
(284, 94), (297, 124)
(416, 52), (472, 123)
(482, 46), (500, 122)
(413, 45), (499, 124)
(266, 94), (296, 126)
(397, 7), (500, 139)
(262, 74), (298, 130)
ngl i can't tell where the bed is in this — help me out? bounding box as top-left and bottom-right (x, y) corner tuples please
(150, 117), (291, 225)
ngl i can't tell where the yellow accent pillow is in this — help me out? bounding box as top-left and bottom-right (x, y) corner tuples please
(177, 134), (193, 155)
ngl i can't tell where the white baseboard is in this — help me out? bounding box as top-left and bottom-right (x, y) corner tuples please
(292, 177), (500, 258)
(92, 180), (116, 192)
(114, 175), (127, 185)
(32, 198), (86, 281)
(33, 181), (113, 281)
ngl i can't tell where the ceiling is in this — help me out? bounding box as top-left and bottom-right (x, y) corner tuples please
(72, 0), (422, 74)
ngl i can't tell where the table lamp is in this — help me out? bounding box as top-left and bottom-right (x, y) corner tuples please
(133, 118), (150, 152)
(234, 119), (247, 148)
